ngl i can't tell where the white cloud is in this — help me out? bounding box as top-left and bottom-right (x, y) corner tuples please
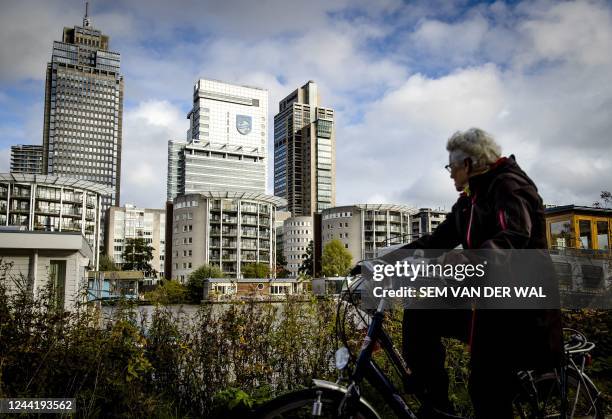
(1, 0), (611, 214)
(120, 100), (186, 208)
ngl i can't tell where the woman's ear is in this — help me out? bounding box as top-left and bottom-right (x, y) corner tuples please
(465, 157), (473, 173)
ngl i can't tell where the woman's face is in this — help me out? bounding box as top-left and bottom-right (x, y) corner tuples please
(448, 154), (470, 192)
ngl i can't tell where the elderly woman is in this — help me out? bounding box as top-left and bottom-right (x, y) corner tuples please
(401, 128), (562, 418)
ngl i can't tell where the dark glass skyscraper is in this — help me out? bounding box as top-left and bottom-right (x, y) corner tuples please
(274, 81), (335, 216)
(42, 4), (123, 210)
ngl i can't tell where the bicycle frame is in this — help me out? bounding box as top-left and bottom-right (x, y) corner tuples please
(343, 303), (419, 419)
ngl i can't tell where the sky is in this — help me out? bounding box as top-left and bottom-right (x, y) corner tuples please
(0, 0), (611, 211)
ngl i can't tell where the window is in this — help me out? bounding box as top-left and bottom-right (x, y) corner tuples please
(550, 220), (571, 249)
(49, 260), (66, 309)
(596, 221), (609, 250)
(579, 220), (592, 249)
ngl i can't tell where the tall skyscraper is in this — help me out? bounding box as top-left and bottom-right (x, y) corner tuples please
(274, 80), (335, 216)
(42, 3), (123, 210)
(167, 79), (268, 201)
(10, 145), (43, 174)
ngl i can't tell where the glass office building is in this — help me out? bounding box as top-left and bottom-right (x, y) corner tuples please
(42, 8), (123, 211)
(274, 81), (335, 215)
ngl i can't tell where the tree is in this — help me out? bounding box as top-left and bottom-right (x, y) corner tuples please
(186, 264), (224, 303)
(98, 254), (120, 271)
(298, 240), (314, 277)
(275, 251), (291, 278)
(242, 262), (270, 279)
(321, 239), (352, 277)
(593, 190), (612, 208)
(121, 238), (155, 276)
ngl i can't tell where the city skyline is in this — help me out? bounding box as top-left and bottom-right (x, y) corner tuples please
(1, 0), (611, 211)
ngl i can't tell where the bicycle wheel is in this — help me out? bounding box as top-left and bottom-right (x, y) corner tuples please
(514, 367), (604, 419)
(254, 388), (379, 419)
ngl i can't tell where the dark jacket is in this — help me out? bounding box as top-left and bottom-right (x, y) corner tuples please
(404, 156), (563, 369)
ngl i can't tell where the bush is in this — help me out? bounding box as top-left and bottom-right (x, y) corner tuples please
(1, 258), (610, 417)
(144, 279), (187, 304)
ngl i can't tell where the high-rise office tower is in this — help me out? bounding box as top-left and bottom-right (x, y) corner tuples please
(274, 81), (335, 216)
(167, 79), (268, 201)
(10, 145), (43, 174)
(42, 3), (123, 210)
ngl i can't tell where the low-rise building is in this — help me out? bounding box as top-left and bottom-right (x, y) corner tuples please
(0, 230), (93, 311)
(169, 191), (286, 282)
(321, 204), (414, 263)
(545, 205), (611, 252)
(202, 277), (303, 301)
(411, 208), (449, 240)
(0, 173), (110, 311)
(283, 216), (314, 277)
(105, 204), (165, 276)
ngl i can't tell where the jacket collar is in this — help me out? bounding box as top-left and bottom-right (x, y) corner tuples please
(467, 155), (515, 196)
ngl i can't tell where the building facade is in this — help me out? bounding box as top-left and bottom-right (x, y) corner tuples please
(0, 173), (109, 269)
(545, 205), (611, 252)
(42, 8), (123, 211)
(282, 216), (314, 277)
(169, 191), (286, 281)
(105, 204), (165, 276)
(202, 278), (303, 301)
(274, 210), (292, 275)
(166, 139), (186, 201)
(274, 81), (335, 215)
(10, 145), (43, 174)
(0, 230), (94, 311)
(167, 139), (266, 201)
(321, 204), (414, 263)
(411, 208), (449, 241)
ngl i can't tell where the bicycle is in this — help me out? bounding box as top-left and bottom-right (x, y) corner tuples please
(254, 265), (605, 418)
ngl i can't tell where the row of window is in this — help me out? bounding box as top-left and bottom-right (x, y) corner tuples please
(327, 222), (350, 229)
(323, 212), (353, 220)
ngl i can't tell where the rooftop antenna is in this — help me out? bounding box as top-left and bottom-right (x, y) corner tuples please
(83, 1), (92, 27)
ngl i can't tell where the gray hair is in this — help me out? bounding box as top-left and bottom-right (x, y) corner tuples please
(446, 128), (501, 168)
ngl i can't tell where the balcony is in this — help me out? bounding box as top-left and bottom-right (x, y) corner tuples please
(11, 206), (30, 214)
(222, 204), (238, 212)
(241, 205), (258, 214)
(11, 189), (31, 199)
(35, 207), (60, 216)
(63, 194), (83, 204)
(62, 208), (83, 218)
(241, 217), (258, 225)
(241, 229), (257, 238)
(222, 229), (238, 236)
(36, 192), (61, 202)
